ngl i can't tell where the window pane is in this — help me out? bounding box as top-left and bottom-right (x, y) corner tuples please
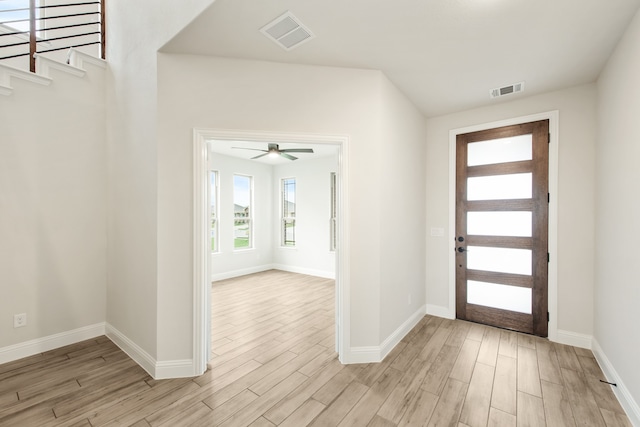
(467, 173), (532, 201)
(282, 178), (296, 246)
(210, 171), (218, 252)
(468, 134), (532, 167)
(234, 219), (251, 249)
(234, 175), (252, 249)
(467, 280), (532, 314)
(283, 219), (295, 246)
(467, 211), (532, 237)
(467, 246), (532, 275)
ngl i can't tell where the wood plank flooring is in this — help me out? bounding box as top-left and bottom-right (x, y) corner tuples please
(0, 270), (632, 426)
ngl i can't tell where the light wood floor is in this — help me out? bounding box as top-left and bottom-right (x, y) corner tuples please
(0, 270), (632, 426)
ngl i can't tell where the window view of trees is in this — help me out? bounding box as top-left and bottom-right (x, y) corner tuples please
(233, 174), (252, 249)
(282, 178), (296, 246)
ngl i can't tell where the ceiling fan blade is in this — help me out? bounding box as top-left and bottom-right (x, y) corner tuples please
(251, 153), (270, 160)
(280, 153), (298, 161)
(232, 147), (268, 152)
(280, 148), (314, 153)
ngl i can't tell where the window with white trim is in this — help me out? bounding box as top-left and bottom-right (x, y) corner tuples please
(233, 174), (253, 249)
(330, 172), (337, 252)
(210, 171), (219, 252)
(281, 178), (296, 247)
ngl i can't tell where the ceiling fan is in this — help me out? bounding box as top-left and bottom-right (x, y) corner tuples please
(232, 143), (314, 161)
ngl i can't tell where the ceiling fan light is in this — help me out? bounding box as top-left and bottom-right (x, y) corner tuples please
(268, 151), (279, 158)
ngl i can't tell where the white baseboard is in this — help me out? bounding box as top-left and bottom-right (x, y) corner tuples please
(155, 359), (196, 379)
(272, 264), (335, 279)
(211, 264), (274, 282)
(105, 323), (198, 380)
(105, 323), (157, 377)
(553, 329), (593, 349)
(380, 305), (427, 360)
(343, 305), (426, 364)
(0, 323), (105, 365)
(343, 346), (381, 364)
(592, 339), (640, 426)
(426, 304), (455, 319)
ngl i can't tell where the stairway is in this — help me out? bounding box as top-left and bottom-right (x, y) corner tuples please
(0, 48), (104, 96)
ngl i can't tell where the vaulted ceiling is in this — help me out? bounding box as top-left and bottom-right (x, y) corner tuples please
(162, 0), (640, 118)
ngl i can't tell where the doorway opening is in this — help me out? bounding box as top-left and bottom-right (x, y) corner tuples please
(192, 129), (350, 375)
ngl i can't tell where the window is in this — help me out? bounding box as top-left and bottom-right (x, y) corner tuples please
(330, 172), (337, 251)
(233, 174), (252, 249)
(281, 178), (296, 247)
(210, 171), (219, 252)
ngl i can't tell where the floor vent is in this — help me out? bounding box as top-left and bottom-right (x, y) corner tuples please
(490, 82), (525, 99)
(260, 11), (315, 51)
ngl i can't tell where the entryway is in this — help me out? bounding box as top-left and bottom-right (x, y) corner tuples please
(455, 120), (550, 337)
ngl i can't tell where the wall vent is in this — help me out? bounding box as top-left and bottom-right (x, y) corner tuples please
(260, 11), (315, 51)
(490, 82), (525, 99)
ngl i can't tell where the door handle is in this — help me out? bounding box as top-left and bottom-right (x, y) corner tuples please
(457, 247), (467, 253)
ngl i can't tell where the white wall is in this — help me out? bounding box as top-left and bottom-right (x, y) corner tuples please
(595, 7), (640, 420)
(273, 155), (338, 278)
(106, 0), (214, 361)
(209, 153), (273, 279)
(157, 53), (427, 357)
(379, 76), (428, 342)
(425, 83), (597, 338)
(0, 61), (106, 351)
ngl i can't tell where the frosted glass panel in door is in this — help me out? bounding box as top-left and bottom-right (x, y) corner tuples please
(467, 134), (532, 166)
(467, 211), (532, 237)
(467, 280), (532, 314)
(467, 173), (532, 201)
(467, 246), (532, 275)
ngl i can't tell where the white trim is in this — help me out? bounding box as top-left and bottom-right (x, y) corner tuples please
(272, 264), (335, 280)
(34, 54), (86, 78)
(211, 264), (275, 282)
(155, 359), (196, 379)
(0, 323), (105, 365)
(342, 305), (426, 364)
(68, 48), (107, 70)
(554, 329), (592, 349)
(344, 346), (381, 364)
(592, 339), (640, 426)
(105, 323), (156, 377)
(0, 84), (12, 96)
(106, 324), (199, 379)
(379, 305), (427, 359)
(193, 128), (350, 373)
(448, 111), (560, 338)
(427, 304), (455, 319)
(0, 62), (52, 87)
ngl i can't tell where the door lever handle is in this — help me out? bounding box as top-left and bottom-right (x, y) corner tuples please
(457, 247), (467, 253)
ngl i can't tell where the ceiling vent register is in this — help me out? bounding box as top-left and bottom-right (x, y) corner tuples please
(260, 11), (315, 51)
(490, 82), (525, 99)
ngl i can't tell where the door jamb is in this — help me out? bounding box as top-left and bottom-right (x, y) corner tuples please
(193, 128), (350, 375)
(447, 111), (559, 341)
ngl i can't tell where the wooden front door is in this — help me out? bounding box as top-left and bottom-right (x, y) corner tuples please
(455, 120), (549, 336)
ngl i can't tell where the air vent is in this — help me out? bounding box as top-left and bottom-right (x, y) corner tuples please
(260, 11), (315, 51)
(490, 82), (525, 99)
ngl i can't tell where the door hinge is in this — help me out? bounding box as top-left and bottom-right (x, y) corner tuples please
(547, 312), (550, 322)
(547, 252), (550, 262)
(548, 193), (550, 203)
(548, 133), (551, 144)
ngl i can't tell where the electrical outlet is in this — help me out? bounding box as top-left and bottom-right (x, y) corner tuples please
(14, 313), (27, 328)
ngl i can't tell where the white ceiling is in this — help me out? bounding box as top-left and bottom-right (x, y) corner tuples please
(208, 139), (338, 165)
(162, 0), (640, 118)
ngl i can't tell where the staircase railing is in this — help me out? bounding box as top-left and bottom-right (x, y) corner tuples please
(0, 0), (104, 72)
